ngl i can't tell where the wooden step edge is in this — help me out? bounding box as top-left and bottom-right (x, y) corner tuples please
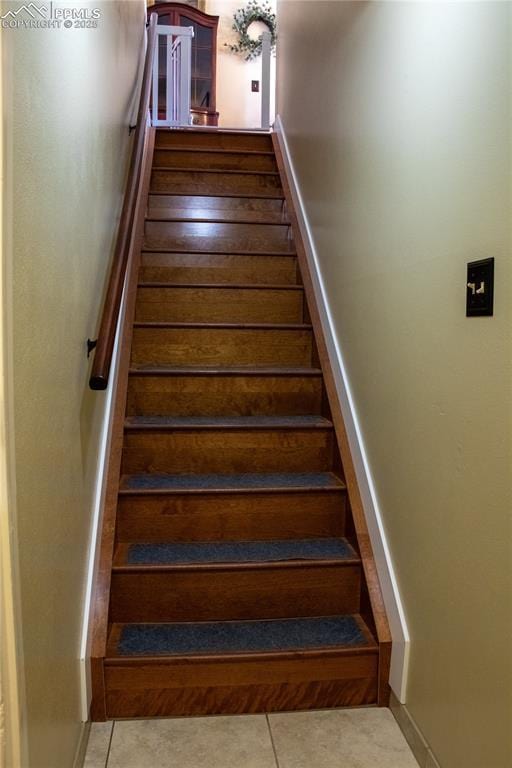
(105, 647), (379, 665)
(154, 148), (276, 157)
(154, 128), (272, 137)
(148, 191), (285, 201)
(111, 557), (362, 574)
(117, 483), (347, 497)
(148, 191), (285, 200)
(140, 248), (297, 257)
(145, 216), (291, 226)
(128, 366), (322, 377)
(123, 418), (333, 432)
(132, 321), (312, 330)
(136, 282), (303, 291)
(142, 249), (297, 258)
(105, 643), (379, 665)
(118, 487), (347, 496)
(152, 167), (281, 177)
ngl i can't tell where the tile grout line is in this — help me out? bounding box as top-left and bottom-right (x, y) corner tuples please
(265, 713), (282, 768)
(104, 721), (115, 768)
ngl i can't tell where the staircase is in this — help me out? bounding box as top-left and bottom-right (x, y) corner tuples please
(91, 128), (390, 719)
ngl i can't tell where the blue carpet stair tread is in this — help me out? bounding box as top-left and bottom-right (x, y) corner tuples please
(125, 415), (331, 428)
(116, 615), (372, 656)
(126, 538), (357, 565)
(120, 471), (345, 492)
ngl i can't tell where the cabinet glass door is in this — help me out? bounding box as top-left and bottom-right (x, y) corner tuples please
(179, 13), (213, 110)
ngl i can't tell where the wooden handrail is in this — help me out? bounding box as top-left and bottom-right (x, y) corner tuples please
(89, 13), (158, 390)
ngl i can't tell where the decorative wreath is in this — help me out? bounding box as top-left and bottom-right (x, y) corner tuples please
(225, 1), (277, 62)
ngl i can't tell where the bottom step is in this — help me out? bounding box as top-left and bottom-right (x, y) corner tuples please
(112, 615), (374, 657)
(102, 615), (379, 718)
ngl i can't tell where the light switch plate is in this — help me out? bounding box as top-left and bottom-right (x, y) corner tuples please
(466, 258), (494, 317)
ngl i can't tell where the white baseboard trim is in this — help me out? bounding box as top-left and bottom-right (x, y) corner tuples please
(390, 692), (442, 767)
(274, 114), (410, 703)
(73, 721), (91, 768)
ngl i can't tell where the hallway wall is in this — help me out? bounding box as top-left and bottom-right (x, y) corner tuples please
(1, 1), (145, 766)
(276, 2), (512, 768)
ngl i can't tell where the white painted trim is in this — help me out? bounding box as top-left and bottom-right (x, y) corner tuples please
(275, 114), (410, 703)
(79, 284), (126, 722)
(72, 721), (91, 768)
(261, 30), (271, 131)
(179, 33), (192, 128)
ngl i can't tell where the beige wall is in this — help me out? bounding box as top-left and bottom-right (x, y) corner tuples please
(1, 1), (145, 765)
(277, 2), (512, 767)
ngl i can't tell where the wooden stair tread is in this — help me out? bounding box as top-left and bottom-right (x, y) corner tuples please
(113, 538), (358, 570)
(124, 415), (332, 431)
(118, 471), (346, 494)
(129, 365), (322, 376)
(106, 615), (377, 660)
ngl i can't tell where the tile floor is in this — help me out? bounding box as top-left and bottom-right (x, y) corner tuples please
(84, 708), (420, 768)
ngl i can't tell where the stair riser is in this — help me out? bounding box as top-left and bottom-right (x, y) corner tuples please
(126, 374), (322, 417)
(116, 491), (346, 542)
(140, 253), (298, 285)
(153, 150), (277, 172)
(131, 328), (313, 367)
(148, 195), (286, 213)
(155, 131), (273, 152)
(151, 170), (282, 196)
(105, 653), (378, 718)
(135, 287), (303, 324)
(110, 564), (361, 622)
(144, 221), (293, 254)
(145, 219), (290, 238)
(148, 209), (287, 224)
(121, 429), (334, 474)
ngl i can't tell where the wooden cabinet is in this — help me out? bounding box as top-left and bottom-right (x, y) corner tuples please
(148, 2), (219, 126)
